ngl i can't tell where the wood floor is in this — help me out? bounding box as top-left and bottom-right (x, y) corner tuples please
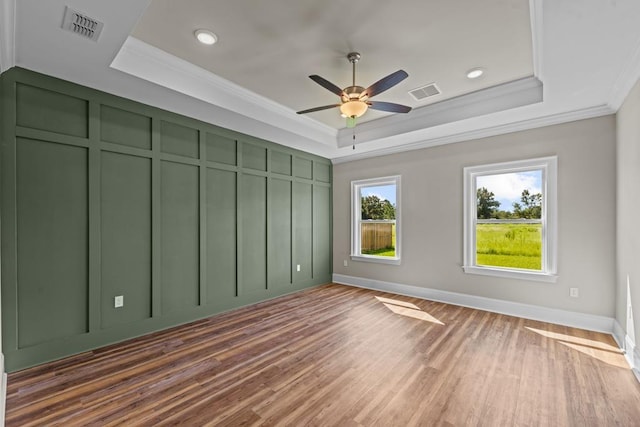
(6, 284), (640, 426)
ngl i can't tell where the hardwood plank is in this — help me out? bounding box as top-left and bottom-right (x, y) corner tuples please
(6, 284), (640, 426)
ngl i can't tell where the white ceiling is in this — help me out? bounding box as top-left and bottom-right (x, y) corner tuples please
(131, 0), (534, 129)
(2, 0), (640, 162)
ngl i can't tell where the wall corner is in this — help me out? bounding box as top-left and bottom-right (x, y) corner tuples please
(0, 0), (16, 74)
(0, 352), (5, 427)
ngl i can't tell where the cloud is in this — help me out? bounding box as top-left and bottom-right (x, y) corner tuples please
(361, 185), (396, 202)
(365, 192), (386, 201)
(477, 171), (541, 211)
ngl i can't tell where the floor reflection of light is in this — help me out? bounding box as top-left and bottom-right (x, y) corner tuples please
(375, 296), (444, 325)
(375, 296), (420, 310)
(526, 327), (629, 369)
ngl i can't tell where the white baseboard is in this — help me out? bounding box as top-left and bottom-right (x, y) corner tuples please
(613, 320), (640, 383)
(333, 274), (615, 333)
(0, 352), (5, 427)
(612, 319), (625, 349)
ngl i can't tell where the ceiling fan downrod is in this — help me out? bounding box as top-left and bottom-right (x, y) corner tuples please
(347, 52), (361, 87)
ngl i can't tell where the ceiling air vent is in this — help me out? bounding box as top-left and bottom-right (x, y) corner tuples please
(61, 6), (104, 42)
(409, 83), (441, 101)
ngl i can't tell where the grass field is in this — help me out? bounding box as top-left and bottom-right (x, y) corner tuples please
(362, 247), (396, 257)
(476, 223), (542, 270)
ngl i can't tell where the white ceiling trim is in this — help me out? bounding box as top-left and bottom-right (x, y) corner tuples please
(336, 76), (543, 148)
(607, 33), (640, 111)
(529, 0), (544, 81)
(331, 104), (614, 164)
(111, 36), (337, 147)
(0, 0), (16, 73)
(104, 0), (639, 163)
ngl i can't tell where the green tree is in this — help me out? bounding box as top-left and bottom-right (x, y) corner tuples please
(512, 189), (542, 219)
(361, 195), (395, 220)
(382, 199), (396, 220)
(477, 187), (500, 219)
(494, 209), (514, 219)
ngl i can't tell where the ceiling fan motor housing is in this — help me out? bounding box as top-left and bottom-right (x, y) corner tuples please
(343, 86), (366, 102)
(347, 52), (361, 63)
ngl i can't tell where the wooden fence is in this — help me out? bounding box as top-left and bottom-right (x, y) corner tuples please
(361, 221), (394, 251)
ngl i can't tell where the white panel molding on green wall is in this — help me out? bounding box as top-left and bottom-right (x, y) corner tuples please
(333, 273), (616, 334)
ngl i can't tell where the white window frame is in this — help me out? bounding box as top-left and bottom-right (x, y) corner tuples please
(351, 176), (401, 265)
(463, 156), (558, 282)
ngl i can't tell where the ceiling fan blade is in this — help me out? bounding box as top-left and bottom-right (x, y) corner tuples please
(296, 104), (341, 115)
(367, 101), (412, 113)
(309, 75), (346, 97)
(362, 70), (409, 98)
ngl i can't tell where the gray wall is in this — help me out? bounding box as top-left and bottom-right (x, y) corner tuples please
(333, 116), (616, 316)
(616, 76), (640, 346)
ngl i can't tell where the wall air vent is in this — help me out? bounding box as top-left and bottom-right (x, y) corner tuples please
(61, 6), (104, 42)
(409, 83), (441, 101)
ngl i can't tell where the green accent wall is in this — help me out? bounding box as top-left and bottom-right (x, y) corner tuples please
(0, 68), (333, 372)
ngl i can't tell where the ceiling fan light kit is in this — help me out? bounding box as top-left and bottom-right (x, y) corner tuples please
(297, 52), (412, 127)
(340, 100), (368, 119)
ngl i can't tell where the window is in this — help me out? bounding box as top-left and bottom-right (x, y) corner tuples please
(463, 157), (557, 282)
(351, 176), (401, 265)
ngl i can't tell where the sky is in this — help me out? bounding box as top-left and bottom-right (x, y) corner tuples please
(476, 170), (542, 212)
(359, 172), (540, 212)
(361, 184), (396, 205)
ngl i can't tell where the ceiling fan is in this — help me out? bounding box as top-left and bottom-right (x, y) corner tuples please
(296, 52), (412, 128)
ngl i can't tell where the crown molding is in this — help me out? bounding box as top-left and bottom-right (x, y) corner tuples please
(608, 32), (640, 111)
(331, 104), (614, 164)
(529, 0), (544, 81)
(0, 0), (16, 73)
(337, 76), (543, 148)
(111, 37), (337, 146)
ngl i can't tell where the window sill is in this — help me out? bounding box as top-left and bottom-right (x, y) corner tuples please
(462, 265), (558, 283)
(351, 255), (401, 265)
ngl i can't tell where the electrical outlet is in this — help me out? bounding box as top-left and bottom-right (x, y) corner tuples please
(569, 288), (579, 298)
(296, 264), (301, 272)
(114, 295), (124, 308)
(343, 259), (348, 267)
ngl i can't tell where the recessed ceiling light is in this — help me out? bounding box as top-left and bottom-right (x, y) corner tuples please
(195, 29), (218, 45)
(466, 68), (484, 79)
